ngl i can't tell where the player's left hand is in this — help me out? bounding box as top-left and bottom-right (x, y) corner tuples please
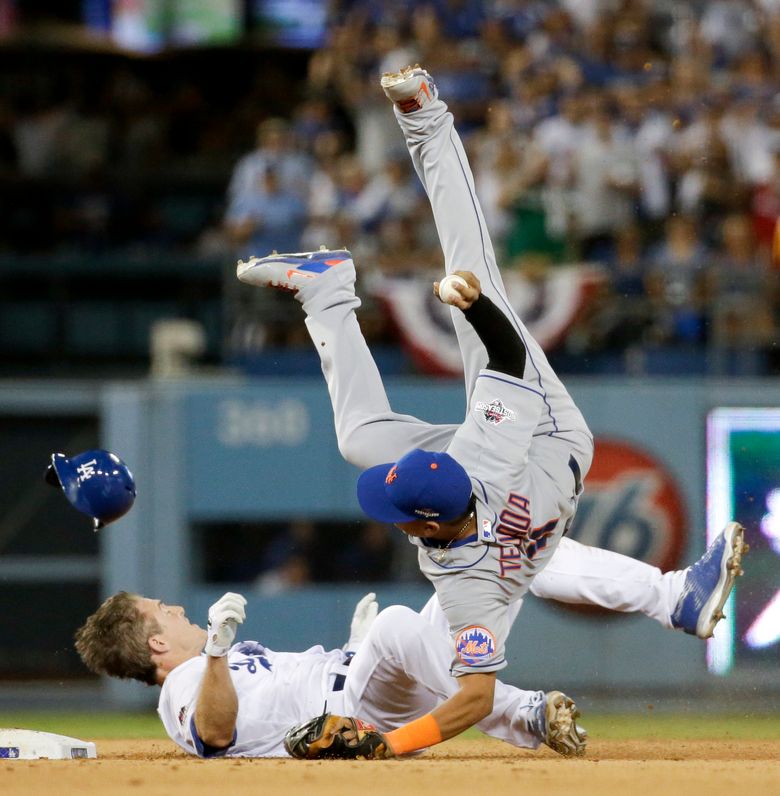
(204, 592), (247, 657)
(434, 270), (481, 310)
(284, 711), (393, 760)
(345, 592), (378, 652)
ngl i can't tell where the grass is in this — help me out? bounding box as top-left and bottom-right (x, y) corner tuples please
(538, 713), (780, 740)
(0, 712), (166, 739)
(2, 712), (780, 742)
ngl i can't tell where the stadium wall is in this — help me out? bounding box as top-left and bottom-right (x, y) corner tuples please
(1, 377), (777, 707)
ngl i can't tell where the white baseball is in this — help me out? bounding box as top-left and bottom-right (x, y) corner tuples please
(438, 274), (468, 305)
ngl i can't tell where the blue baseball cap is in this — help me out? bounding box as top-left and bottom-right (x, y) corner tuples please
(45, 449), (136, 531)
(356, 449), (473, 524)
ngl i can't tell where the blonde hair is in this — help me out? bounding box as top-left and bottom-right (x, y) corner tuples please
(74, 592), (160, 686)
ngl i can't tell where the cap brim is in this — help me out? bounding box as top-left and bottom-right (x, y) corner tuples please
(357, 463), (421, 524)
(49, 453), (86, 512)
(44, 462), (61, 487)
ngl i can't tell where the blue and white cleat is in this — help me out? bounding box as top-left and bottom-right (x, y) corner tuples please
(671, 521), (748, 639)
(380, 65), (437, 114)
(236, 247), (353, 294)
(529, 691), (587, 757)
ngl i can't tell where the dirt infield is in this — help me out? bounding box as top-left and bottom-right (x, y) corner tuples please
(2, 737), (778, 796)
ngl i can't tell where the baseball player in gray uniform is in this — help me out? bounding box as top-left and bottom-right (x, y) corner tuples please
(236, 66), (746, 757)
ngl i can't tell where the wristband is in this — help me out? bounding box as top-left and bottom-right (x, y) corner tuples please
(385, 714), (443, 756)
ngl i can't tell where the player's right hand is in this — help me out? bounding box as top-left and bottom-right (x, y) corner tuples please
(204, 592), (247, 657)
(433, 270), (481, 311)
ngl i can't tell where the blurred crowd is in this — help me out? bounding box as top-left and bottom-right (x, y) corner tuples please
(3, 0), (780, 368)
(227, 0), (780, 361)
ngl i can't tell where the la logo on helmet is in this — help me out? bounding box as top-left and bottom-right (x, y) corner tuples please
(46, 449), (136, 531)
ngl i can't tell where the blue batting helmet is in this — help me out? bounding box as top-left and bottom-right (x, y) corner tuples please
(45, 449), (136, 530)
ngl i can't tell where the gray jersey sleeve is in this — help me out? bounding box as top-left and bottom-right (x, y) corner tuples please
(421, 368), (555, 675)
(420, 542), (525, 676)
(448, 368), (545, 492)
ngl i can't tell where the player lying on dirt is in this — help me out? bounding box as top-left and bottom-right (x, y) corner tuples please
(76, 590), (590, 759)
(233, 65), (748, 758)
(76, 512), (745, 763)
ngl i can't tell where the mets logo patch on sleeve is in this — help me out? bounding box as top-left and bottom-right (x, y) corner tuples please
(475, 399), (516, 425)
(455, 625), (497, 665)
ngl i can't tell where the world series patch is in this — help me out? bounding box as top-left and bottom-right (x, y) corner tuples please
(455, 625), (497, 665)
(475, 399), (516, 425)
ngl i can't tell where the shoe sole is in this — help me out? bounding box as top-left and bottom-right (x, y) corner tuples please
(381, 66), (435, 112)
(697, 522), (748, 639)
(236, 247), (350, 288)
(545, 691), (587, 757)
(236, 259), (314, 292)
(380, 65), (427, 90)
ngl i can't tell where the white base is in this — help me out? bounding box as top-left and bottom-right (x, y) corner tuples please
(0, 728), (97, 760)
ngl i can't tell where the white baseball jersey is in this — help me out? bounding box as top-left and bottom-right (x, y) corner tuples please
(155, 553), (685, 759)
(158, 641), (349, 758)
(156, 603), (556, 758)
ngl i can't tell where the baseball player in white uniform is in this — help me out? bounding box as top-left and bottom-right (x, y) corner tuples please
(75, 590), (579, 758)
(236, 66), (746, 757)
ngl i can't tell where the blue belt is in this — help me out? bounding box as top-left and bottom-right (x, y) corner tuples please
(332, 652), (353, 692)
(569, 454), (582, 495)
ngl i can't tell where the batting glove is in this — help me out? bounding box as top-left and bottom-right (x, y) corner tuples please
(204, 592), (247, 657)
(344, 592), (378, 653)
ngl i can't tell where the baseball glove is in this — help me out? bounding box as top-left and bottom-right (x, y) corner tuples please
(284, 710), (392, 760)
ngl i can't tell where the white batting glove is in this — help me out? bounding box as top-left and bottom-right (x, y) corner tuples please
(344, 592), (378, 653)
(204, 592), (247, 657)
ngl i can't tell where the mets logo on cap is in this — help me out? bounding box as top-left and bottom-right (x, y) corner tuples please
(455, 625), (496, 665)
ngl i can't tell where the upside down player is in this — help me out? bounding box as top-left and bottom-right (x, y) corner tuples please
(236, 66), (748, 758)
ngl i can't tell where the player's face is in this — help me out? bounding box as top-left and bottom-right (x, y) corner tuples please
(394, 519), (444, 539)
(136, 597), (205, 653)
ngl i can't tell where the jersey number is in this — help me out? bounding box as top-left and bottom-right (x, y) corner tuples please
(229, 654), (272, 674)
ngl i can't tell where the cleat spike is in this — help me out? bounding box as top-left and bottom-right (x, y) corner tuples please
(529, 691), (586, 757)
(381, 64), (438, 113)
(671, 522), (747, 638)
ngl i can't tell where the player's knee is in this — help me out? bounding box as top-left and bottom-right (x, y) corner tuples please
(374, 604), (418, 626)
(371, 605), (427, 644)
(336, 430), (372, 469)
(336, 436), (362, 467)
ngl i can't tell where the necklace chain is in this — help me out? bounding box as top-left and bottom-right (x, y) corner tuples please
(431, 513), (474, 563)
